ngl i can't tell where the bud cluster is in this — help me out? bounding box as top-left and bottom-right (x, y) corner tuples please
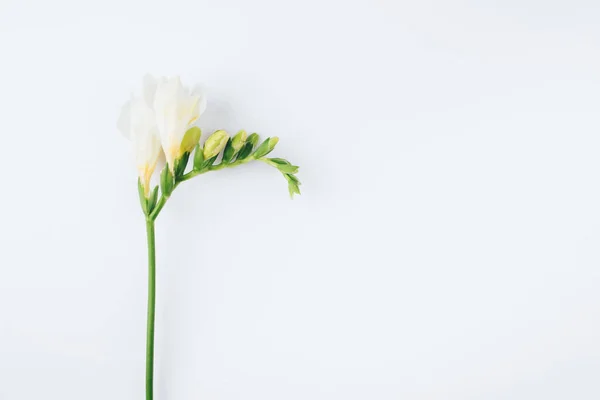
(139, 128), (301, 219)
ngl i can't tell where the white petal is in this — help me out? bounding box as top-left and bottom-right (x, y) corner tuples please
(117, 100), (131, 139)
(197, 92), (207, 116)
(154, 77), (181, 110)
(155, 150), (166, 174)
(191, 84), (207, 116)
(149, 150), (166, 187)
(152, 76), (207, 168)
(130, 98), (156, 139)
(142, 74), (157, 107)
(170, 75), (182, 87)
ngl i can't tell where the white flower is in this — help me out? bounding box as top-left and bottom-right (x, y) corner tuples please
(153, 76), (207, 171)
(118, 75), (162, 197)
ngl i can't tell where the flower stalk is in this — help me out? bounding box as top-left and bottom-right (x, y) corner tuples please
(137, 134), (300, 399)
(144, 219), (156, 400)
(120, 75), (300, 400)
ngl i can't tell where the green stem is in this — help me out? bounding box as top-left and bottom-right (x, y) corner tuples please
(150, 157), (260, 220)
(149, 196), (168, 220)
(140, 155), (284, 399)
(180, 158), (252, 181)
(145, 219), (156, 400)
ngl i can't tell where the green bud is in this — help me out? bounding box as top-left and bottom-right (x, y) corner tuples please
(277, 164), (299, 174)
(231, 130), (248, 151)
(222, 130), (248, 164)
(265, 157), (299, 174)
(236, 142), (254, 161)
(180, 127), (202, 154)
(138, 179), (148, 214)
(222, 138), (235, 164)
(268, 158), (289, 165)
(285, 173), (300, 185)
(147, 186), (159, 212)
(203, 130), (229, 159)
(268, 136), (279, 150)
(253, 137), (278, 159)
(247, 133), (259, 147)
(160, 165), (174, 197)
(284, 173), (301, 198)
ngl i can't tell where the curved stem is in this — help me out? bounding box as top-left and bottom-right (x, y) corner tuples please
(145, 219), (156, 400)
(140, 154), (289, 399)
(150, 156), (264, 219)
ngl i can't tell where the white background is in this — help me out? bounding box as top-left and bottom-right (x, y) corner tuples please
(1, 1), (599, 399)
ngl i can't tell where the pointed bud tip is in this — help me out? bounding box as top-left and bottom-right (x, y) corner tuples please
(180, 127), (202, 154)
(247, 133), (259, 146)
(231, 130), (248, 151)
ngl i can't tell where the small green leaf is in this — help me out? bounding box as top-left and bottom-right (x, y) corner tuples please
(175, 152), (190, 178)
(285, 173), (300, 185)
(222, 138), (235, 163)
(180, 127), (201, 154)
(201, 155), (218, 170)
(236, 142), (254, 161)
(138, 179), (148, 214)
(193, 143), (204, 170)
(160, 166), (174, 196)
(147, 186), (159, 212)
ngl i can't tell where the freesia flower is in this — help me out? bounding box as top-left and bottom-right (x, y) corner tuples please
(117, 75), (300, 400)
(118, 75), (162, 197)
(153, 76), (207, 171)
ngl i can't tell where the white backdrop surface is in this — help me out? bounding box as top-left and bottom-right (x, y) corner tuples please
(1, 1), (600, 399)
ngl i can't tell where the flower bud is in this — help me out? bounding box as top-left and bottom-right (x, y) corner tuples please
(193, 143), (204, 168)
(160, 165), (174, 197)
(284, 173), (301, 198)
(203, 130), (229, 159)
(265, 157), (299, 174)
(231, 130), (247, 152)
(268, 136), (279, 151)
(247, 133), (259, 147)
(253, 136), (279, 159)
(180, 127), (202, 154)
(236, 142), (254, 161)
